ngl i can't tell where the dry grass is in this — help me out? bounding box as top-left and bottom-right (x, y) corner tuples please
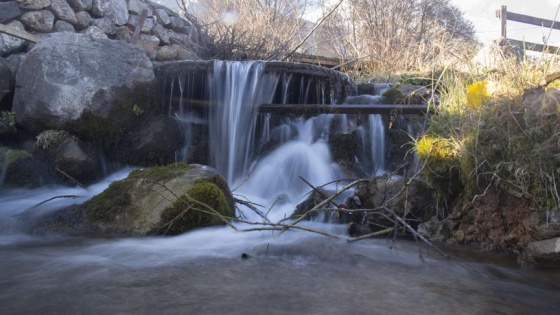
(418, 45), (560, 212)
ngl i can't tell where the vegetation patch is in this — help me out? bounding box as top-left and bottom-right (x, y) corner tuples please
(155, 181), (233, 235)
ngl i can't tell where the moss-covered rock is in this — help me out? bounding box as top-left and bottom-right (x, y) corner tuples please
(35, 130), (102, 186)
(328, 132), (360, 176)
(0, 146), (54, 188)
(48, 163), (236, 236)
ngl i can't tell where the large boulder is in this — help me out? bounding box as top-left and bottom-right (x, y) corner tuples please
(522, 237), (560, 267)
(12, 33), (158, 147)
(34, 163), (235, 236)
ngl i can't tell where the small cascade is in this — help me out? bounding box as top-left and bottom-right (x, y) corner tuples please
(368, 114), (385, 175)
(208, 61), (280, 184)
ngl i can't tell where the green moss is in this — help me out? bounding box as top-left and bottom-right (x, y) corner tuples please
(0, 111), (15, 127)
(128, 163), (191, 183)
(35, 130), (68, 150)
(156, 181), (233, 235)
(0, 147), (32, 166)
(83, 180), (132, 223)
(417, 135), (463, 201)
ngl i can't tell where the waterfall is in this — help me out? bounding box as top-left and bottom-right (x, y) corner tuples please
(208, 61), (280, 185)
(369, 114), (385, 175)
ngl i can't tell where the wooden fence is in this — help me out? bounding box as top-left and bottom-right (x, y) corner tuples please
(496, 5), (560, 54)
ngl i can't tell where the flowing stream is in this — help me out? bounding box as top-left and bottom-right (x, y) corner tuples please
(0, 61), (558, 314)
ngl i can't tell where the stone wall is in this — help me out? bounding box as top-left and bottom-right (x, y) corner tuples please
(0, 0), (209, 61)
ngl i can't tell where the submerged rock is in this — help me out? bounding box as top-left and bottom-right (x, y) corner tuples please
(34, 163), (235, 236)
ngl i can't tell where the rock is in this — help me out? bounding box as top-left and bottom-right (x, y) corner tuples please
(128, 14), (155, 32)
(74, 11), (92, 30)
(357, 82), (376, 95)
(170, 15), (189, 33)
(154, 8), (171, 26)
(0, 111), (16, 137)
(92, 16), (116, 35)
(383, 84), (431, 104)
(156, 45), (177, 61)
(53, 20), (76, 33)
(0, 1), (21, 24)
(152, 24), (170, 45)
(328, 132), (359, 176)
(19, 10), (55, 33)
(13, 33), (157, 147)
(91, 0), (112, 18)
(0, 61), (14, 105)
(522, 87), (560, 114)
(112, 115), (185, 166)
(115, 25), (133, 42)
(522, 237), (560, 267)
(35, 130), (102, 185)
(128, 0), (153, 17)
(19, 0), (51, 10)
(176, 46), (199, 60)
(344, 94), (387, 104)
(135, 34), (159, 59)
(36, 163), (235, 236)
(50, 0), (79, 25)
(112, 0), (129, 26)
(67, 0), (92, 12)
(0, 147), (54, 188)
(81, 25), (107, 38)
(0, 20), (26, 56)
(340, 177), (436, 236)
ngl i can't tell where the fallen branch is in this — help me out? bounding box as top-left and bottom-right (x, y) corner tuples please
(347, 227), (394, 243)
(381, 206), (449, 259)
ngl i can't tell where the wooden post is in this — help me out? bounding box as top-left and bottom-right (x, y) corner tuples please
(130, 9), (148, 44)
(499, 5), (507, 39)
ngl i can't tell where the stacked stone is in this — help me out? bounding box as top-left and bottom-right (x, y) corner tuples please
(0, 0), (207, 61)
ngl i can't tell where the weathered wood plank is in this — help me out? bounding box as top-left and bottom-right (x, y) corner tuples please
(0, 23), (38, 42)
(130, 9), (148, 44)
(506, 11), (560, 31)
(258, 104), (428, 115)
(503, 39), (560, 54)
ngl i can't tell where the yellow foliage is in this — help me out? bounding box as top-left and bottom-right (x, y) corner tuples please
(466, 81), (494, 110)
(417, 135), (457, 160)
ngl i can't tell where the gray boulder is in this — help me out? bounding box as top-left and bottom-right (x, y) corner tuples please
(522, 237), (560, 267)
(34, 163), (235, 236)
(35, 130), (102, 185)
(50, 0), (78, 25)
(0, 21), (26, 56)
(0, 1), (21, 24)
(13, 33), (158, 146)
(19, 10), (55, 33)
(110, 115), (185, 166)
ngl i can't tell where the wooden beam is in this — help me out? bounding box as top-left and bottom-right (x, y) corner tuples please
(258, 104), (428, 115)
(503, 38), (560, 54)
(506, 10), (560, 31)
(0, 23), (38, 42)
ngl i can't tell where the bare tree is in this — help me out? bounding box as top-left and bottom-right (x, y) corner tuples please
(319, 0), (479, 72)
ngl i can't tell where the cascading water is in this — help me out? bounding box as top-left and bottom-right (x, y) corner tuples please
(0, 61), (558, 314)
(208, 61), (280, 185)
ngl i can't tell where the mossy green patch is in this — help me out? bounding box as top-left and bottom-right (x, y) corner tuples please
(156, 181), (233, 235)
(0, 147), (32, 166)
(128, 162), (191, 183)
(83, 180), (132, 223)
